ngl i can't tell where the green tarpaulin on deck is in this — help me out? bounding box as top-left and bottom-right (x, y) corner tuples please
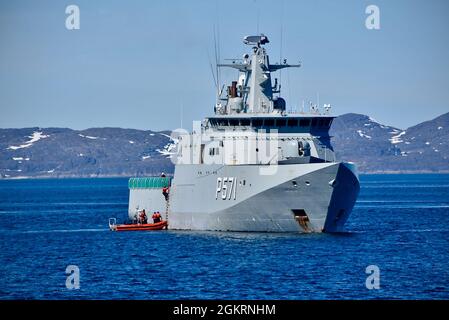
(128, 177), (171, 189)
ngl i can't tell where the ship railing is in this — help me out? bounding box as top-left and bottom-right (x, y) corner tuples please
(322, 146), (336, 163)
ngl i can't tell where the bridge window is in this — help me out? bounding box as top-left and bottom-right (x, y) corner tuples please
(217, 119), (228, 126)
(288, 119), (298, 127)
(311, 118), (318, 127)
(276, 119), (286, 127)
(299, 119), (311, 127)
(264, 119), (274, 126)
(241, 119), (250, 126)
(229, 119), (239, 126)
(252, 119), (263, 127)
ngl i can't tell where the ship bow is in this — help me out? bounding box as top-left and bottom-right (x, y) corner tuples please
(322, 162), (360, 232)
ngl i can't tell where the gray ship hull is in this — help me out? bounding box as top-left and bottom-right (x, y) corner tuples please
(168, 162), (359, 233)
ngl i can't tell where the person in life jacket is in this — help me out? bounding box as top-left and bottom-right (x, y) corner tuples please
(152, 211), (162, 223)
(162, 186), (170, 201)
(139, 209), (147, 224)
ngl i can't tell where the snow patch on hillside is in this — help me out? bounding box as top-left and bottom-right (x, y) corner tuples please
(7, 132), (49, 150)
(390, 131), (406, 144)
(357, 130), (372, 139)
(78, 134), (99, 140)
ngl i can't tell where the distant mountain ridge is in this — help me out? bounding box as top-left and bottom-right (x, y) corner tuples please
(0, 127), (175, 178)
(1, 112), (448, 178)
(330, 112), (449, 173)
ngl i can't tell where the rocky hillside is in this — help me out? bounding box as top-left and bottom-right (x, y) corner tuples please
(0, 128), (175, 178)
(330, 112), (449, 173)
(0, 112), (448, 178)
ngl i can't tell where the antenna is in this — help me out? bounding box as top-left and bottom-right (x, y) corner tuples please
(214, 0), (221, 92)
(212, 2), (223, 112)
(287, 67), (292, 110)
(212, 23), (222, 101)
(208, 51), (218, 92)
(279, 27), (283, 96)
(279, 0), (284, 96)
(217, 26), (221, 90)
(213, 26), (219, 88)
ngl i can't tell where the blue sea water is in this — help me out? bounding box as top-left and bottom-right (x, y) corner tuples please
(0, 175), (448, 300)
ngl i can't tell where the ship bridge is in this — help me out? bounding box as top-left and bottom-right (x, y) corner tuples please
(205, 114), (334, 134)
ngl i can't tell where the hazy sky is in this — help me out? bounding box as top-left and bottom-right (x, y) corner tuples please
(1, 0), (448, 130)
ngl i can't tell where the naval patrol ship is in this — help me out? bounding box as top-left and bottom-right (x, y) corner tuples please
(128, 34), (360, 233)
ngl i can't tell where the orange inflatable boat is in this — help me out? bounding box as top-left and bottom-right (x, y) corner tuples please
(109, 218), (168, 231)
